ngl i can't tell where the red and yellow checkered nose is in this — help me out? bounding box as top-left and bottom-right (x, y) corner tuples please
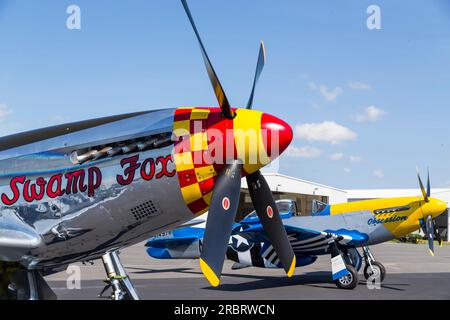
(172, 107), (293, 215)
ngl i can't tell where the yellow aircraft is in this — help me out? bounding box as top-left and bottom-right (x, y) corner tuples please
(147, 171), (447, 289)
(328, 170), (446, 256)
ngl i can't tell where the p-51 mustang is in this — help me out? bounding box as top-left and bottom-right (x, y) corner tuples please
(0, 0), (297, 299)
(146, 173), (447, 289)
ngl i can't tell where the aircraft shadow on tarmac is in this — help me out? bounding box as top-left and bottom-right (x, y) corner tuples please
(127, 266), (409, 292)
(127, 267), (193, 274)
(205, 272), (409, 292)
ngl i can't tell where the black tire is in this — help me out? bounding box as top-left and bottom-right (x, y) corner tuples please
(334, 265), (358, 290)
(363, 261), (386, 282)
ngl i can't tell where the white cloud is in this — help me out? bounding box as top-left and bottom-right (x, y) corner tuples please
(356, 106), (385, 123)
(285, 146), (323, 159)
(330, 152), (344, 161)
(309, 82), (343, 101)
(319, 85), (343, 102)
(373, 169), (385, 179)
(0, 104), (12, 122)
(349, 155), (362, 163)
(295, 121), (357, 145)
(285, 146), (322, 159)
(349, 82), (371, 90)
(344, 168), (352, 174)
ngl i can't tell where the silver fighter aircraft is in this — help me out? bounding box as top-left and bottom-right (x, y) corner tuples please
(0, 0), (295, 300)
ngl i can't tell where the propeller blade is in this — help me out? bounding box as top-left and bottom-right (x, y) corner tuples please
(180, 0), (235, 119)
(427, 168), (431, 198)
(426, 215), (435, 256)
(199, 160), (242, 287)
(433, 220), (443, 247)
(436, 229), (443, 247)
(246, 170), (296, 277)
(246, 41), (266, 110)
(417, 169), (429, 202)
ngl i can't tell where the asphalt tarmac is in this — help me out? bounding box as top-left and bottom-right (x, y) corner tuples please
(46, 242), (450, 300)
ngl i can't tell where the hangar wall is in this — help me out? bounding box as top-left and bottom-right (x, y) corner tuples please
(242, 173), (348, 204)
(238, 173), (348, 220)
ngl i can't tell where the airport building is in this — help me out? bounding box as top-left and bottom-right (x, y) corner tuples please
(238, 173), (450, 241)
(238, 173), (347, 220)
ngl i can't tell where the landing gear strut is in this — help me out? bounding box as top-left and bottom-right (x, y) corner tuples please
(362, 246), (386, 283)
(99, 250), (140, 300)
(330, 241), (359, 290)
(2, 267), (56, 300)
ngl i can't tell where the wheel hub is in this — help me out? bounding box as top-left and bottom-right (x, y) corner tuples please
(368, 266), (381, 277)
(339, 273), (353, 286)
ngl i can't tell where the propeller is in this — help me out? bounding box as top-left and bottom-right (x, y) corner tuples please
(181, 0), (234, 119)
(417, 169), (443, 256)
(247, 41), (266, 110)
(181, 0), (295, 287)
(246, 171), (296, 275)
(425, 215), (435, 256)
(200, 166), (296, 287)
(417, 168), (429, 203)
(200, 160), (243, 287)
(434, 220), (443, 247)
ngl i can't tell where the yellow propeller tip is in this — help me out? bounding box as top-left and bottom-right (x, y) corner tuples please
(199, 258), (220, 287)
(429, 249), (435, 257)
(287, 256), (296, 278)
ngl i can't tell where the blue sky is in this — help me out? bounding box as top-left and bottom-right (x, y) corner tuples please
(0, 0), (449, 189)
